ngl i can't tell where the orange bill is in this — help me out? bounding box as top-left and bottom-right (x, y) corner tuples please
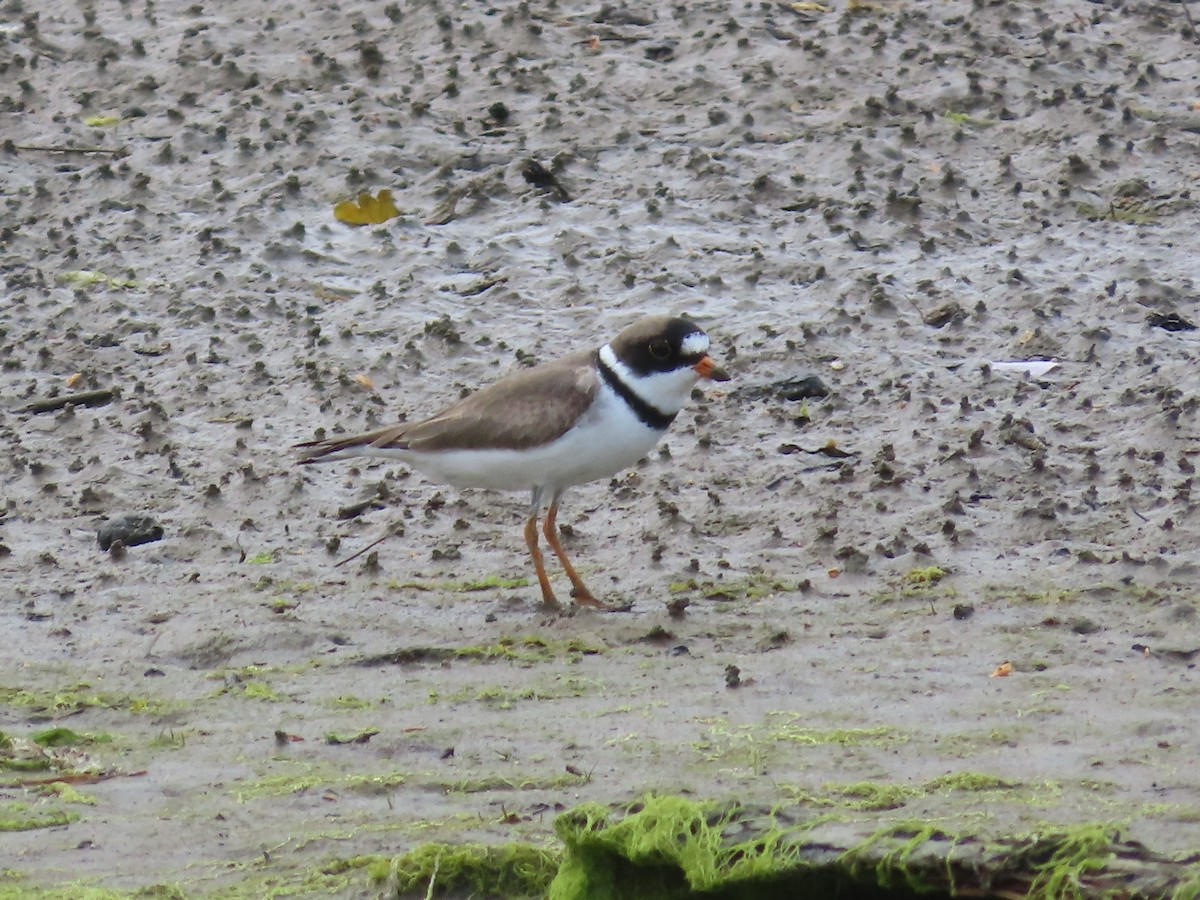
(693, 355), (730, 382)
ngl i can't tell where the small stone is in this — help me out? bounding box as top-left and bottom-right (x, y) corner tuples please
(1070, 617), (1100, 635)
(97, 515), (164, 551)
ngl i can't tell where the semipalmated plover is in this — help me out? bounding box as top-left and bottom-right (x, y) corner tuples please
(295, 315), (729, 609)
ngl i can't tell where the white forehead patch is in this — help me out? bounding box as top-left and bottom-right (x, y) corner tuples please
(680, 332), (709, 357)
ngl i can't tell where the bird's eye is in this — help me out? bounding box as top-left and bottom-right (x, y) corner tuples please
(648, 338), (671, 360)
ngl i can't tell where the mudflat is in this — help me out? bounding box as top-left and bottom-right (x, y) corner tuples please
(2, 0), (1199, 895)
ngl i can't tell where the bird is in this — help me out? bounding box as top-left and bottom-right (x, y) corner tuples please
(294, 315), (730, 609)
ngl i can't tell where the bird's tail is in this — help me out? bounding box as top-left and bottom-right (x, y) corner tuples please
(293, 425), (408, 465)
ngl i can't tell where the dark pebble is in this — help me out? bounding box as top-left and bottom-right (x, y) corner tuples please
(734, 375), (830, 403)
(97, 515), (164, 551)
(1147, 311), (1196, 332)
(1070, 617), (1101, 635)
(486, 101), (509, 124)
(520, 159), (571, 201)
(666, 597), (690, 618)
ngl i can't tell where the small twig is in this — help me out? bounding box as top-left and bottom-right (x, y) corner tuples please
(456, 275), (508, 297)
(334, 521), (404, 568)
(337, 497), (387, 520)
(4, 769), (148, 787)
(425, 186), (469, 225)
(19, 388), (117, 414)
(13, 144), (125, 155)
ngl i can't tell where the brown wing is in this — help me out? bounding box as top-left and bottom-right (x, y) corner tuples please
(401, 349), (599, 452)
(294, 350), (599, 461)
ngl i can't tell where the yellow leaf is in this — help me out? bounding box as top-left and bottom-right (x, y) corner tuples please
(66, 373), (84, 388)
(354, 374), (376, 391)
(791, 2), (828, 10)
(57, 270), (138, 289)
(334, 189), (399, 226)
(84, 114), (121, 127)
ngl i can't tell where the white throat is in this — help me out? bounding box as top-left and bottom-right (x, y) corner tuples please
(599, 343), (698, 416)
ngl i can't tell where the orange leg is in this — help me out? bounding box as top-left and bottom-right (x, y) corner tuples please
(524, 509), (560, 609)
(542, 496), (605, 608)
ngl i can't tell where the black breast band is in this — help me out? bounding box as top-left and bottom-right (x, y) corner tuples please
(597, 356), (677, 431)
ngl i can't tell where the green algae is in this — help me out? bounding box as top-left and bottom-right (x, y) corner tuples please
(31, 728), (90, 748)
(694, 717), (899, 770)
(356, 635), (604, 668)
(441, 676), (601, 708)
(780, 772), (1029, 814)
(61, 789), (1189, 899)
(237, 680), (280, 701)
(549, 796), (815, 899)
(1076, 202), (1159, 225)
(232, 771), (328, 801)
(432, 772), (585, 794)
(0, 801), (79, 832)
(0, 757), (49, 773)
(903, 566), (947, 585)
(327, 694), (375, 709)
(0, 888), (182, 900)
(251, 575), (316, 594)
(842, 821), (958, 894)
(942, 110), (995, 128)
(233, 758), (392, 800)
(386, 574), (530, 593)
(373, 842), (558, 898)
(542, 797), (1200, 899)
(324, 727), (380, 745)
(209, 853), (382, 898)
(841, 817), (1200, 899)
(148, 730), (188, 750)
(0, 683), (172, 717)
(231, 765), (409, 801)
(828, 782), (914, 811)
(33, 782), (96, 805)
(1025, 822), (1118, 899)
(0, 730), (110, 787)
(344, 771), (409, 793)
(983, 586), (1081, 605)
(925, 772), (1019, 792)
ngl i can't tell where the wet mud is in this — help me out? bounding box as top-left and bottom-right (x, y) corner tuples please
(2, 0), (1199, 895)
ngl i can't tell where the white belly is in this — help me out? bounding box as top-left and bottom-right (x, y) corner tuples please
(400, 383), (666, 492)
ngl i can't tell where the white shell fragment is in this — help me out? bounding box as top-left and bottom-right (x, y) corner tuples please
(988, 360), (1061, 378)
